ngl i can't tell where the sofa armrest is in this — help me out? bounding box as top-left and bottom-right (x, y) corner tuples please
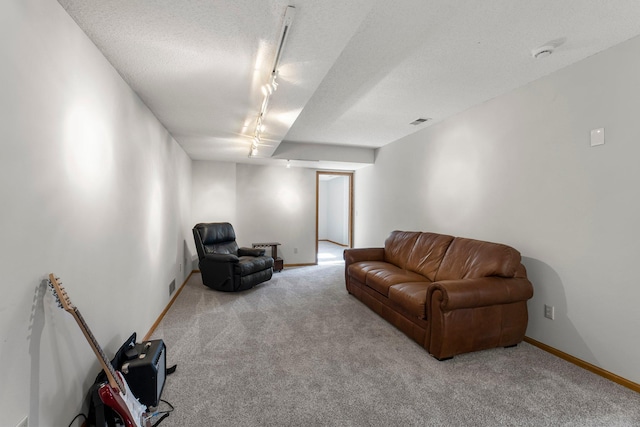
(428, 276), (533, 360)
(343, 247), (385, 265)
(203, 253), (240, 263)
(238, 247), (266, 257)
(429, 277), (533, 311)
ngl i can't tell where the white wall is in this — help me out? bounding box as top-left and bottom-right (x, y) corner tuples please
(318, 176), (350, 245)
(191, 162), (317, 265)
(191, 160), (237, 225)
(318, 181), (329, 239)
(0, 1), (192, 425)
(354, 34), (640, 384)
(236, 164), (317, 264)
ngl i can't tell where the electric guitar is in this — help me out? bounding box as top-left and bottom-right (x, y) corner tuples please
(48, 274), (151, 427)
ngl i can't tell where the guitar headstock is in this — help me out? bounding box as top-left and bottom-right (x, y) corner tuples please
(48, 273), (75, 313)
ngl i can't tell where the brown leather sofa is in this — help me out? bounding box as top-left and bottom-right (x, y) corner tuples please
(344, 231), (533, 360)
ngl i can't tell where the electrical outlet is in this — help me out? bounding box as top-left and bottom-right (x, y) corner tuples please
(179, 263), (182, 272)
(544, 304), (555, 320)
(16, 416), (28, 427)
(294, 248), (298, 254)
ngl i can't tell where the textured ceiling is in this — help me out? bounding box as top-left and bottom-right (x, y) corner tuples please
(57, 0), (640, 170)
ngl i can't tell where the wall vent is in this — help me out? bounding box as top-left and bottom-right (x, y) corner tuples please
(169, 279), (176, 296)
(410, 118), (431, 125)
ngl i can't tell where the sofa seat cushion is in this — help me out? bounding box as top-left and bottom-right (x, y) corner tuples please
(388, 282), (432, 319)
(236, 256), (274, 276)
(348, 261), (427, 296)
(347, 261), (390, 284)
(365, 266), (427, 297)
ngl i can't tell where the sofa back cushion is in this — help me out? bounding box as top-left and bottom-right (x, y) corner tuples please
(383, 231), (420, 270)
(406, 232), (454, 281)
(435, 237), (522, 281)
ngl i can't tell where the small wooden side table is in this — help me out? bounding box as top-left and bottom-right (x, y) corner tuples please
(252, 242), (283, 272)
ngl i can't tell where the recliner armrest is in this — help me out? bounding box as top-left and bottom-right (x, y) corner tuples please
(238, 247), (266, 257)
(203, 253), (239, 263)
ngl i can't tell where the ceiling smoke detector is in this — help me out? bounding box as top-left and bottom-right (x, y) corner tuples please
(410, 118), (431, 125)
(532, 45), (555, 59)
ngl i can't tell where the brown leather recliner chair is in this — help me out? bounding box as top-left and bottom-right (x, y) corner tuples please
(193, 222), (274, 292)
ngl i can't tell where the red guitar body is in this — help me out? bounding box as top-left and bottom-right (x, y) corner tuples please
(98, 379), (149, 427)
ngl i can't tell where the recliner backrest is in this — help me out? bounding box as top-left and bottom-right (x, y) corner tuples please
(193, 222), (239, 259)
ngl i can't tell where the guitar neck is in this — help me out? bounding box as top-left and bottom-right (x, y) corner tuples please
(69, 307), (124, 392)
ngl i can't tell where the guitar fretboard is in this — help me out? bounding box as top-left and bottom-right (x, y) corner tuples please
(72, 307), (124, 392)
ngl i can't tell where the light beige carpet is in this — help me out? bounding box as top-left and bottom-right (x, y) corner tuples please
(150, 263), (640, 426)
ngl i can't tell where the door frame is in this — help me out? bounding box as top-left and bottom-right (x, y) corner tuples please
(315, 171), (354, 264)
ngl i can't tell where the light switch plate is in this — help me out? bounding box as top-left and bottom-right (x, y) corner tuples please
(590, 128), (605, 146)
(544, 304), (555, 320)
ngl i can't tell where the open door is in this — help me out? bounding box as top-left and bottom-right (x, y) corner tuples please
(316, 171), (353, 264)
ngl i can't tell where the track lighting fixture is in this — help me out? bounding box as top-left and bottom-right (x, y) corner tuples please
(261, 84), (273, 96)
(248, 6), (295, 158)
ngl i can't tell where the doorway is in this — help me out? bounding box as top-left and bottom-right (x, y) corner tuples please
(316, 171), (353, 265)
